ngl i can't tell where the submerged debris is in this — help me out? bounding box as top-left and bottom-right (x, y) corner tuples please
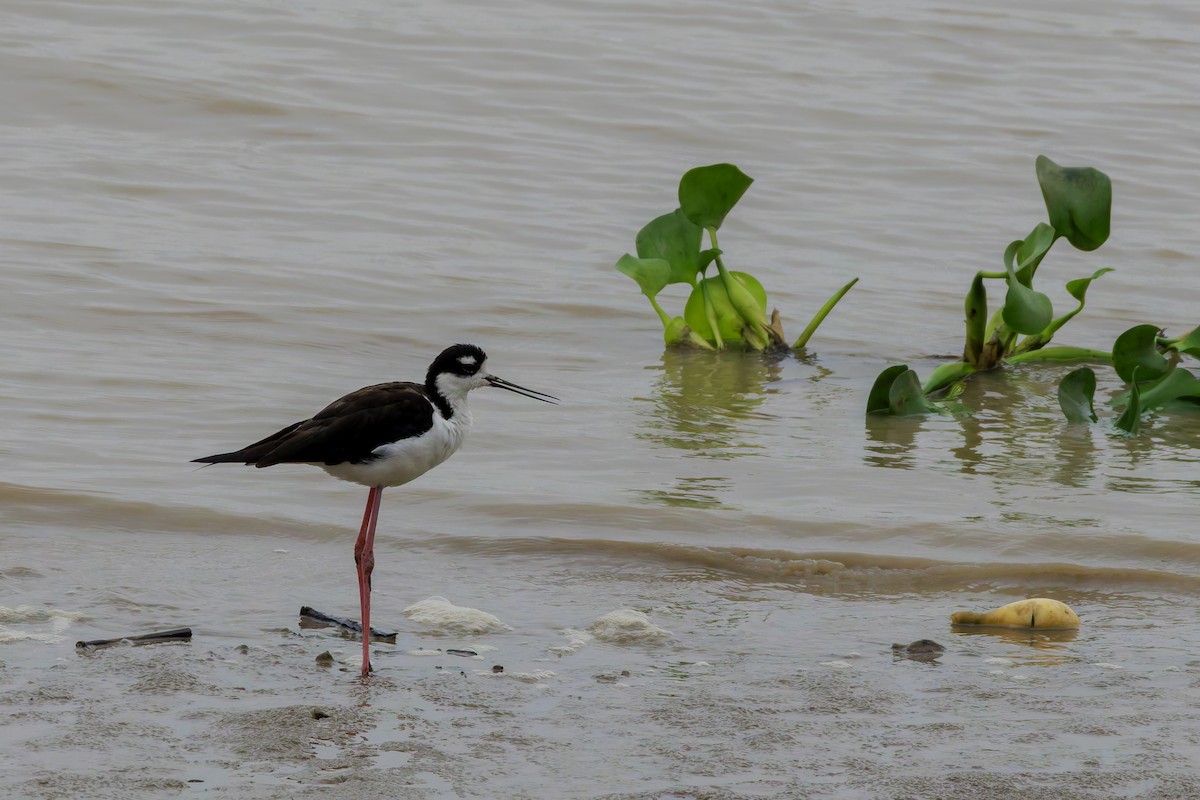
(75, 627), (193, 650)
(299, 606), (397, 640)
(891, 640), (946, 662)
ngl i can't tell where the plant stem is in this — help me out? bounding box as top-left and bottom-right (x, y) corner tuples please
(648, 296), (672, 329)
(1003, 347), (1112, 364)
(963, 272), (987, 365)
(708, 229), (778, 350)
(921, 361), (977, 395)
(794, 277), (859, 349)
(699, 274), (724, 349)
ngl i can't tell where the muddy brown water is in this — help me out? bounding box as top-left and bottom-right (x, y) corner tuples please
(3, 1), (1200, 798)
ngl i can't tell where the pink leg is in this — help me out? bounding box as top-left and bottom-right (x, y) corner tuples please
(353, 486), (383, 677)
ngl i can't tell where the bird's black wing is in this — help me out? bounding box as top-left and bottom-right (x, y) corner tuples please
(193, 382), (435, 468)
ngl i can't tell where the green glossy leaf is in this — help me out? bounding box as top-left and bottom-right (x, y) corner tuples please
(1016, 268), (1114, 352)
(1115, 369), (1142, 434)
(678, 163), (753, 232)
(635, 209), (703, 286)
(1112, 324), (1170, 384)
(1065, 267), (1114, 302)
(1164, 324), (1200, 358)
(888, 368), (937, 416)
(615, 254), (672, 299)
(697, 248), (720, 272)
(683, 272), (767, 345)
(1136, 367), (1200, 410)
(867, 365), (909, 414)
(1001, 276), (1054, 335)
(1036, 155), (1112, 251)
(1058, 367), (1097, 423)
(1007, 223), (1057, 285)
(1000, 225), (1055, 335)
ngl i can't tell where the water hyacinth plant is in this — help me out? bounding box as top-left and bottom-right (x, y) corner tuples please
(869, 155), (1116, 415)
(1058, 324), (1200, 433)
(616, 163), (858, 352)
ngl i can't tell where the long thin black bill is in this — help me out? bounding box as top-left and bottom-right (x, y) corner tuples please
(486, 375), (559, 403)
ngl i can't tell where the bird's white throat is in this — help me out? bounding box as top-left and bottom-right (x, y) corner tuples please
(434, 365), (488, 414)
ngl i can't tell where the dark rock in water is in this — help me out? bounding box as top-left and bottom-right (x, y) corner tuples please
(310, 709), (330, 720)
(492, 665), (504, 673)
(892, 639), (946, 661)
(314, 651), (335, 667)
(445, 649), (478, 657)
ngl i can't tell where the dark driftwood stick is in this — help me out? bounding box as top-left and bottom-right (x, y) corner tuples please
(75, 628), (193, 649)
(299, 607), (397, 641)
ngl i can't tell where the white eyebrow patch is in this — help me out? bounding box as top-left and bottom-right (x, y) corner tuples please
(458, 355), (478, 366)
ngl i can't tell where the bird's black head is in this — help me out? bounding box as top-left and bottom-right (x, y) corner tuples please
(426, 343), (558, 406)
(427, 343), (488, 383)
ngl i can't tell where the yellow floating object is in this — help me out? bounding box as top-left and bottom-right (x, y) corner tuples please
(950, 598), (1080, 630)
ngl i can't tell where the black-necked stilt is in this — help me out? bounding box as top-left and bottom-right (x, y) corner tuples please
(193, 343), (557, 677)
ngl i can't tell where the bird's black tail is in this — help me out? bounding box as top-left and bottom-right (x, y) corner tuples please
(193, 420), (306, 467)
(192, 451), (254, 464)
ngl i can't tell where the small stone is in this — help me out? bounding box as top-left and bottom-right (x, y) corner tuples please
(311, 709), (330, 720)
(235, 644), (250, 655)
(892, 640), (946, 661)
(492, 665), (504, 673)
(315, 651), (335, 667)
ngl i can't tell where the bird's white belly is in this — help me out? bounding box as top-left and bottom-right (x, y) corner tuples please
(319, 413), (470, 488)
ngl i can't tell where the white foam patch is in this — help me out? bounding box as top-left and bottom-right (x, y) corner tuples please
(0, 606), (85, 644)
(820, 660), (854, 669)
(587, 609), (672, 644)
(402, 596), (511, 636)
(548, 627), (593, 656)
